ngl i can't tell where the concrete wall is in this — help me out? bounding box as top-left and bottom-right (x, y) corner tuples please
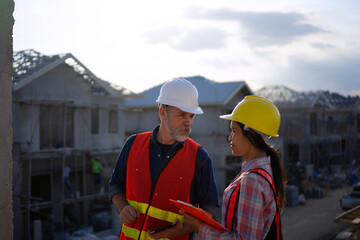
(0, 0), (14, 239)
(125, 108), (161, 135)
(12, 62), (126, 152)
(17, 63), (91, 103)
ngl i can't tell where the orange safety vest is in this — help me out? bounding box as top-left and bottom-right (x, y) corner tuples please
(120, 132), (199, 240)
(225, 168), (280, 240)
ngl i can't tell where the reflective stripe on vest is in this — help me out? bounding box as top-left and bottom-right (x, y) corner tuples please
(121, 203), (184, 240)
(225, 168), (280, 240)
(121, 225), (170, 240)
(127, 199), (184, 223)
(121, 132), (198, 240)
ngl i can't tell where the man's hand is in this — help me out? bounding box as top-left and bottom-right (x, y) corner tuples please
(148, 218), (197, 239)
(119, 205), (140, 224)
(112, 193), (140, 224)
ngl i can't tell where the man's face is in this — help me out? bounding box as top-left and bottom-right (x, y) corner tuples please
(163, 106), (195, 142)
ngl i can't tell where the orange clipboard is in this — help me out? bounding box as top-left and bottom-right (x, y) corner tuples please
(169, 199), (228, 232)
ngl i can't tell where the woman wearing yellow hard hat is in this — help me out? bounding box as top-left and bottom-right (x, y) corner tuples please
(182, 95), (287, 240)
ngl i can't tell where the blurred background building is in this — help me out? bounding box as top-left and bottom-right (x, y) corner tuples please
(12, 49), (139, 239)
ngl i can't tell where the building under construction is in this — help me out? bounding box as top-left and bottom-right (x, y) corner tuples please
(12, 50), (139, 239)
(256, 86), (360, 174)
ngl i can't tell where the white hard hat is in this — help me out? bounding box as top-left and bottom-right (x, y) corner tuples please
(156, 78), (203, 114)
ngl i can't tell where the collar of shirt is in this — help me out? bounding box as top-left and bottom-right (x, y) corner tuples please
(241, 156), (272, 174)
(150, 125), (185, 150)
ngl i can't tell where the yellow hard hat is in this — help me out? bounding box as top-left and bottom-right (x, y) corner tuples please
(220, 95), (280, 137)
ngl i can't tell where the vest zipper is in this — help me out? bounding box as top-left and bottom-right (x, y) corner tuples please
(138, 144), (178, 239)
(137, 155), (170, 239)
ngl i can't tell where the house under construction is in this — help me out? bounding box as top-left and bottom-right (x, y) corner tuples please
(256, 86), (360, 176)
(12, 49), (139, 239)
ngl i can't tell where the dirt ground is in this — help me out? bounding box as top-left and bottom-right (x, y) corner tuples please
(281, 186), (357, 240)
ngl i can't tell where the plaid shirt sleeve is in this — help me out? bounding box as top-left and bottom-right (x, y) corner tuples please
(199, 173), (275, 240)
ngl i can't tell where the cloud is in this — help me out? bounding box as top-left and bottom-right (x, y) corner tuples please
(310, 42), (335, 49)
(144, 26), (182, 44)
(145, 26), (227, 51)
(186, 7), (324, 46)
(144, 7), (325, 51)
(276, 55), (360, 95)
(171, 27), (227, 51)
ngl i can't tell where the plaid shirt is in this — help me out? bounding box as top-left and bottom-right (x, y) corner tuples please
(199, 156), (276, 240)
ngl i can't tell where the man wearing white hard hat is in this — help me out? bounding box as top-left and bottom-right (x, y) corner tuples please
(109, 78), (219, 240)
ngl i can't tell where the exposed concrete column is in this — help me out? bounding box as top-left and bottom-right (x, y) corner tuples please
(0, 0), (15, 239)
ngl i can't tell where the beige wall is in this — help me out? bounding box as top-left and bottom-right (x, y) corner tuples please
(0, 0), (14, 238)
(12, 62), (126, 152)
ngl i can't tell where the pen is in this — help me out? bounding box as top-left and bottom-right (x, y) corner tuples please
(150, 222), (177, 234)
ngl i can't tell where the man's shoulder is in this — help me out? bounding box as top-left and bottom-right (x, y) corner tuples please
(195, 145), (213, 166)
(123, 134), (137, 150)
(125, 134), (136, 142)
(136, 131), (152, 137)
(197, 145), (209, 155)
(124, 131), (154, 150)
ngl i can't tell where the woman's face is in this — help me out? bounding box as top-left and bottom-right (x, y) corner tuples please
(228, 121), (252, 157)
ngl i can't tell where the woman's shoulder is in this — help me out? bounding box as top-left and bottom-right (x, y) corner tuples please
(241, 170), (271, 190)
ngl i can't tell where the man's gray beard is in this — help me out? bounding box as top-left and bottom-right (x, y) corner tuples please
(174, 131), (189, 142)
(165, 120), (191, 142)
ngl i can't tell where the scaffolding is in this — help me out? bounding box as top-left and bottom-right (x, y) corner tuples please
(12, 99), (122, 239)
(10, 49), (140, 239)
(280, 109), (359, 172)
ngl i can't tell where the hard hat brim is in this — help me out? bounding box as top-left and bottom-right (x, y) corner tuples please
(177, 105), (204, 114)
(219, 114), (235, 121)
(157, 100), (203, 114)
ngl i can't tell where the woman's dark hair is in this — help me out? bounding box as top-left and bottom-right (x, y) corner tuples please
(235, 122), (287, 209)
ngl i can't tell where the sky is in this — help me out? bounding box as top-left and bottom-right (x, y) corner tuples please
(13, 0), (360, 95)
